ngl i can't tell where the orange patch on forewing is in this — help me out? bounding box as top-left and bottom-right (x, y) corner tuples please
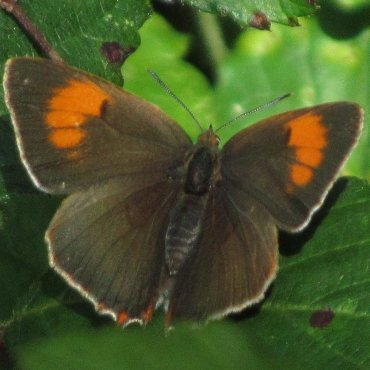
(48, 128), (86, 149)
(290, 164), (313, 186)
(287, 113), (328, 149)
(285, 113), (329, 191)
(296, 148), (323, 167)
(46, 79), (109, 128)
(46, 111), (86, 128)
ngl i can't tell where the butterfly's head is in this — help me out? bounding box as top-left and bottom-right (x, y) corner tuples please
(197, 125), (220, 148)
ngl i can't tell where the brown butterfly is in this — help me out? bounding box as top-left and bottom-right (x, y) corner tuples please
(3, 57), (363, 326)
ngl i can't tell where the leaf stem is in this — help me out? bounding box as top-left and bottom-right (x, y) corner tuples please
(0, 0), (64, 63)
(195, 12), (227, 73)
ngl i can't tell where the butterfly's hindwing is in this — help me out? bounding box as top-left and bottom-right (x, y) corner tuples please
(167, 184), (278, 322)
(47, 174), (180, 324)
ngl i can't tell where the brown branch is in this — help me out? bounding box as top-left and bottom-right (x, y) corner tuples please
(1, 0), (64, 63)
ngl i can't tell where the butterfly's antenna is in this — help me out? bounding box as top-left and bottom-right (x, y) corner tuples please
(147, 68), (203, 132)
(214, 93), (291, 133)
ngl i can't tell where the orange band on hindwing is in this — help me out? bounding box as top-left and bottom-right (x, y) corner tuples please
(117, 311), (130, 326)
(285, 113), (328, 191)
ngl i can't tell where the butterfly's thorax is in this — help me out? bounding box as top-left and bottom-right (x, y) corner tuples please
(185, 147), (215, 194)
(165, 128), (220, 276)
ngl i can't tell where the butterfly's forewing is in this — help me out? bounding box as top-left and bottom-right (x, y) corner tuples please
(221, 103), (363, 231)
(47, 174), (180, 324)
(167, 184), (278, 321)
(4, 57), (191, 193)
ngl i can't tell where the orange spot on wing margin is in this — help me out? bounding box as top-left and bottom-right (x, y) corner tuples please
(117, 311), (130, 326)
(141, 301), (155, 324)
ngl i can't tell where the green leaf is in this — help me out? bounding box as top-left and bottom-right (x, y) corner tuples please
(0, 193), (59, 322)
(248, 177), (370, 369)
(182, 0), (316, 27)
(0, 0), (151, 112)
(14, 321), (274, 370)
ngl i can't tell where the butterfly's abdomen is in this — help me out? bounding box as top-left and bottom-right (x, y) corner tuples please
(165, 194), (207, 275)
(165, 146), (216, 276)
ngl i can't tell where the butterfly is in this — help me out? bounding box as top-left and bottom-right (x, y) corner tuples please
(3, 57), (363, 326)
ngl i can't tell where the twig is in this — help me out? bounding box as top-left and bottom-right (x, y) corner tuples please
(0, 0), (64, 63)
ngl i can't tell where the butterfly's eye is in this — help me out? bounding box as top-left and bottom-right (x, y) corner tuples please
(198, 128), (220, 147)
(208, 133), (220, 147)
